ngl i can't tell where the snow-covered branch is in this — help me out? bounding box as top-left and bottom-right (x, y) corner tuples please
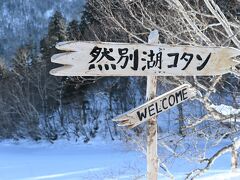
(186, 139), (240, 179)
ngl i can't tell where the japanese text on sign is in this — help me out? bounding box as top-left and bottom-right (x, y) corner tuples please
(88, 46), (211, 72)
(50, 41), (240, 76)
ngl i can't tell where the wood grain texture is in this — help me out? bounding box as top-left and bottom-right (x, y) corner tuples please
(113, 84), (195, 128)
(50, 41), (240, 76)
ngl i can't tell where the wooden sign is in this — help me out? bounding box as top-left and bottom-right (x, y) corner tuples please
(113, 84), (196, 128)
(50, 41), (240, 76)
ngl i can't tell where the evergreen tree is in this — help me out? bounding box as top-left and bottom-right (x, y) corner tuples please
(79, 2), (95, 36)
(67, 20), (81, 41)
(47, 11), (67, 43)
(40, 11), (67, 62)
(39, 11), (68, 141)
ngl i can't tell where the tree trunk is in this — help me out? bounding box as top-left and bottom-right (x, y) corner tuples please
(177, 104), (185, 136)
(231, 142), (238, 171)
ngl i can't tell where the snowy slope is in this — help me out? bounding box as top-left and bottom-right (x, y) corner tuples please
(0, 138), (240, 180)
(0, 0), (85, 59)
(0, 139), (145, 180)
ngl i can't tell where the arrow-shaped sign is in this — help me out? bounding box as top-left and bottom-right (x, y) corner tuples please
(113, 84), (196, 128)
(50, 41), (240, 76)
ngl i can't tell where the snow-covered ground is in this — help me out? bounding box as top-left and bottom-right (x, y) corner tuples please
(0, 138), (146, 180)
(0, 138), (239, 180)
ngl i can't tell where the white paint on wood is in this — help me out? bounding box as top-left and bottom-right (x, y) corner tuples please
(146, 30), (159, 180)
(50, 41), (240, 76)
(113, 84), (196, 128)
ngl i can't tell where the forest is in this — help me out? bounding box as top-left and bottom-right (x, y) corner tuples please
(0, 0), (240, 179)
(0, 0), (85, 58)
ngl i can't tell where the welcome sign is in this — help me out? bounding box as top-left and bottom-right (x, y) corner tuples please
(113, 84), (196, 128)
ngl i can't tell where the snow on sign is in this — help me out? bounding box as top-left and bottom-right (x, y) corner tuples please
(113, 84), (196, 128)
(50, 41), (240, 76)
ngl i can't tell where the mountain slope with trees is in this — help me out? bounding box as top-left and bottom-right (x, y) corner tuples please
(0, 0), (85, 60)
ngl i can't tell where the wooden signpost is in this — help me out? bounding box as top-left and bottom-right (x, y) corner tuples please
(113, 84), (196, 128)
(145, 30), (159, 180)
(50, 30), (240, 180)
(50, 41), (240, 77)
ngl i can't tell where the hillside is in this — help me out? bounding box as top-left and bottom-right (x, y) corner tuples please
(0, 0), (85, 61)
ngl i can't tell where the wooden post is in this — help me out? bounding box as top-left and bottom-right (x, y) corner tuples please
(231, 139), (238, 172)
(146, 30), (159, 180)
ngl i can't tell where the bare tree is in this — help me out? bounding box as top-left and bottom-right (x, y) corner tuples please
(83, 0), (240, 178)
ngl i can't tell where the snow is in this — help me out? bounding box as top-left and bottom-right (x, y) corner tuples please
(198, 171), (240, 180)
(0, 139), (145, 180)
(210, 104), (240, 116)
(44, 9), (54, 19)
(0, 138), (240, 180)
